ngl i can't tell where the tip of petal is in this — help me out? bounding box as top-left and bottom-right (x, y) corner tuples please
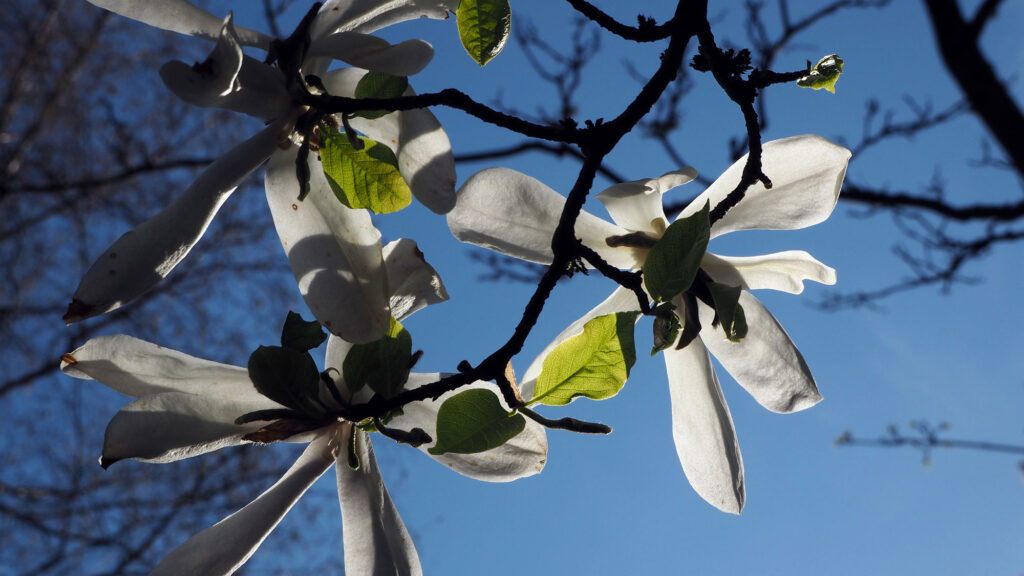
(99, 455), (120, 470)
(63, 299), (95, 325)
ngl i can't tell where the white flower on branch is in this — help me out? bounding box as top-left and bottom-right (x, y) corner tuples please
(61, 239), (546, 576)
(447, 134), (851, 513)
(65, 1), (458, 344)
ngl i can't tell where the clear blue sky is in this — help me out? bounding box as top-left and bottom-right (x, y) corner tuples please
(160, 1), (1024, 574)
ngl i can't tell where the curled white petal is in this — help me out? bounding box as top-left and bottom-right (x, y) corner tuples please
(701, 251), (836, 294)
(679, 135), (851, 238)
(664, 335), (744, 514)
(447, 167), (632, 267)
(88, 1), (271, 48)
(312, 0), (456, 38)
(383, 238), (449, 322)
(64, 122), (280, 323)
(265, 146), (390, 344)
(309, 33), (434, 76)
(338, 426), (422, 576)
(388, 374), (548, 482)
(698, 292), (823, 413)
(597, 168), (696, 234)
(150, 432), (336, 576)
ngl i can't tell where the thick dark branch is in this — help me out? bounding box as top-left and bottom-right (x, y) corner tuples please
(564, 0), (672, 41)
(969, 0), (1004, 37)
(922, 0), (1024, 176)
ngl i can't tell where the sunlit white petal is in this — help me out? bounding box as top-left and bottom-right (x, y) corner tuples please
(383, 239), (449, 322)
(697, 292), (822, 413)
(664, 334), (744, 514)
(312, 0), (456, 38)
(701, 251), (836, 294)
(597, 168), (696, 234)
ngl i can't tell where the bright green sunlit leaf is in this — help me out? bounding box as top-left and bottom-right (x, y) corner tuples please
(797, 54), (844, 94)
(428, 388), (525, 455)
(457, 0), (511, 66)
(319, 124), (412, 214)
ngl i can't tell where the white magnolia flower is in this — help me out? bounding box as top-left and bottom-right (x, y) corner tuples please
(447, 135), (851, 513)
(61, 239), (547, 575)
(66, 1), (458, 344)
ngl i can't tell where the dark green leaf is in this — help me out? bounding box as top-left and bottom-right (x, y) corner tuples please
(531, 312), (639, 406)
(247, 346), (324, 415)
(342, 317), (412, 399)
(428, 388), (525, 455)
(651, 307), (681, 356)
(643, 202), (710, 302)
(353, 71), (409, 119)
(676, 293), (702, 350)
(708, 283), (748, 342)
(457, 0), (511, 66)
(281, 311), (327, 352)
(319, 124), (412, 214)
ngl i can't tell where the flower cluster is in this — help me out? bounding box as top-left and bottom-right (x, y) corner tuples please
(61, 0), (852, 573)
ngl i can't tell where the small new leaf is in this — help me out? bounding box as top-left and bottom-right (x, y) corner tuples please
(643, 202), (710, 302)
(319, 124), (412, 214)
(708, 283), (748, 342)
(281, 311), (327, 352)
(342, 317), (412, 399)
(248, 346), (324, 415)
(457, 0), (511, 66)
(353, 71), (409, 119)
(797, 54), (844, 94)
(428, 388), (525, 455)
(651, 307), (681, 356)
(532, 312), (639, 406)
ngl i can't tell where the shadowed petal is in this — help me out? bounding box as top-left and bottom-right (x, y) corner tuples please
(338, 426), (422, 576)
(309, 33), (434, 76)
(679, 135), (850, 238)
(150, 432), (336, 576)
(447, 167), (632, 267)
(88, 1), (270, 47)
(664, 336), (744, 514)
(701, 251), (836, 294)
(63, 122), (281, 323)
(265, 146), (390, 344)
(698, 292), (823, 413)
(388, 375), (548, 482)
(312, 0), (456, 38)
(383, 239), (449, 322)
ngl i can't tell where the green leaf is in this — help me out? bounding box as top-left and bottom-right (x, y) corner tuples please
(531, 312), (639, 407)
(428, 388), (525, 455)
(708, 283), (748, 342)
(676, 293), (702, 350)
(457, 0), (511, 66)
(342, 317), (412, 399)
(353, 71), (409, 119)
(319, 124), (412, 214)
(643, 202), (710, 302)
(651, 306), (681, 356)
(281, 311), (327, 352)
(248, 346), (324, 415)
(797, 54), (844, 94)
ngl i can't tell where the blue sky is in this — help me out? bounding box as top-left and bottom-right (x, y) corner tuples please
(101, 1), (1024, 574)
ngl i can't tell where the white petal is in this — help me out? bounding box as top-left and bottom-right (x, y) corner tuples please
(446, 167), (634, 267)
(383, 239), (449, 322)
(265, 146), (390, 344)
(64, 122), (280, 323)
(701, 251), (836, 295)
(664, 336), (744, 514)
(679, 135), (851, 238)
(338, 427), (422, 576)
(88, 1), (271, 48)
(61, 335), (258, 399)
(151, 432), (336, 576)
(309, 33), (434, 76)
(388, 375), (548, 482)
(312, 0), (456, 38)
(322, 69), (456, 214)
(698, 292), (823, 413)
(101, 391), (281, 467)
(520, 286), (643, 401)
(596, 168), (696, 234)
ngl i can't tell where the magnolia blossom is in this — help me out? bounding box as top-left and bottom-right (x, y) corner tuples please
(447, 135), (851, 513)
(65, 0), (458, 344)
(61, 239), (547, 576)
